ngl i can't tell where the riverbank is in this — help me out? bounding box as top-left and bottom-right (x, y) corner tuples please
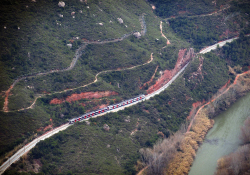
(215, 116), (250, 175)
(167, 70), (250, 175)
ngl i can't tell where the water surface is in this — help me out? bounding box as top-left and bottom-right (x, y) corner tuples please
(189, 92), (250, 175)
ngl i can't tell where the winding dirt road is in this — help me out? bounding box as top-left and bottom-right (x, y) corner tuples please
(2, 15), (147, 113)
(160, 21), (170, 45)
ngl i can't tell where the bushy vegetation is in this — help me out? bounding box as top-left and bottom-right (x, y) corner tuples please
(149, 0), (228, 18)
(0, 108), (50, 161)
(4, 50), (233, 174)
(2, 0), (250, 174)
(216, 35), (250, 69)
(164, 1), (250, 51)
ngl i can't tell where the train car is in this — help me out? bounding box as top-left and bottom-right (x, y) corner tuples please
(69, 94), (146, 124)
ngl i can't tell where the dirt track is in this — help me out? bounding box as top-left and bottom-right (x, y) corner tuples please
(2, 15), (147, 112)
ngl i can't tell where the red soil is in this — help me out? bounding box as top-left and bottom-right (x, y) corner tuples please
(50, 91), (118, 104)
(146, 48), (195, 94)
(140, 65), (159, 89)
(186, 100), (206, 120)
(179, 11), (188, 15)
(37, 124), (53, 132)
(219, 29), (239, 39)
(189, 56), (204, 83)
(218, 79), (231, 92)
(43, 124), (52, 131)
(187, 70), (250, 132)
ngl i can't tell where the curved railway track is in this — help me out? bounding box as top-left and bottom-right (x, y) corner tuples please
(0, 10), (244, 174)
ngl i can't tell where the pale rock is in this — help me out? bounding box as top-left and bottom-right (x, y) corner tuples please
(67, 43), (72, 48)
(117, 18), (123, 24)
(58, 1), (65, 7)
(133, 32), (141, 38)
(71, 12), (75, 16)
(59, 14), (63, 18)
(103, 124), (110, 131)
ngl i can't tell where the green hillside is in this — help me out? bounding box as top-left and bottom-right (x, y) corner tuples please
(0, 0), (188, 163)
(1, 0), (250, 174)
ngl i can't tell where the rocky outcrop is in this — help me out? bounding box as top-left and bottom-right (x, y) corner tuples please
(117, 18), (123, 24)
(58, 1), (65, 7)
(133, 32), (141, 38)
(103, 124), (110, 131)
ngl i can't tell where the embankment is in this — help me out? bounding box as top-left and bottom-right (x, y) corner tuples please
(146, 48), (195, 94)
(215, 116), (250, 175)
(49, 91), (118, 104)
(167, 70), (250, 175)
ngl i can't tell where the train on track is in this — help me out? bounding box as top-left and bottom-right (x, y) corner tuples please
(69, 94), (145, 124)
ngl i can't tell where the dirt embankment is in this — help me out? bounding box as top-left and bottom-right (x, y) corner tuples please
(167, 70), (250, 175)
(50, 91), (118, 104)
(146, 48), (195, 94)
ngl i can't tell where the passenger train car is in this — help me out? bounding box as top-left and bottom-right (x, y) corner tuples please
(69, 94), (145, 124)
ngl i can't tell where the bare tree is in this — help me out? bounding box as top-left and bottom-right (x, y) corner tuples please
(140, 131), (184, 175)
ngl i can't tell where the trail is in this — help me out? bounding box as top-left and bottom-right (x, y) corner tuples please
(165, 5), (230, 20)
(2, 15), (147, 113)
(160, 21), (170, 45)
(13, 53), (154, 112)
(186, 70), (250, 132)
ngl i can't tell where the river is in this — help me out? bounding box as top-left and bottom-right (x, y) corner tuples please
(189, 92), (250, 175)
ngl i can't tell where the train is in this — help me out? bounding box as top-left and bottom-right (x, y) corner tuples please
(69, 94), (145, 124)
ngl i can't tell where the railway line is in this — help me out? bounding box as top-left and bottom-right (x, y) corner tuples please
(0, 17), (242, 175)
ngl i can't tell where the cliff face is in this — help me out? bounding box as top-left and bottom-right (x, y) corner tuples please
(147, 48), (195, 94)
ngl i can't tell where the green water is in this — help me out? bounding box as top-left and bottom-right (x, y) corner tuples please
(189, 92), (250, 175)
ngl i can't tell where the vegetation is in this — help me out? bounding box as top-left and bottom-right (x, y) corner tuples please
(216, 35), (250, 69)
(1, 0), (250, 175)
(149, 0), (228, 18)
(215, 116), (250, 175)
(139, 129), (185, 175)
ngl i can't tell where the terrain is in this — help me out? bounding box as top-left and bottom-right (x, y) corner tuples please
(1, 0), (250, 175)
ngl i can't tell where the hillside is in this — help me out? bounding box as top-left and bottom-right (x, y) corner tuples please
(1, 0), (250, 175)
(0, 0), (189, 166)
